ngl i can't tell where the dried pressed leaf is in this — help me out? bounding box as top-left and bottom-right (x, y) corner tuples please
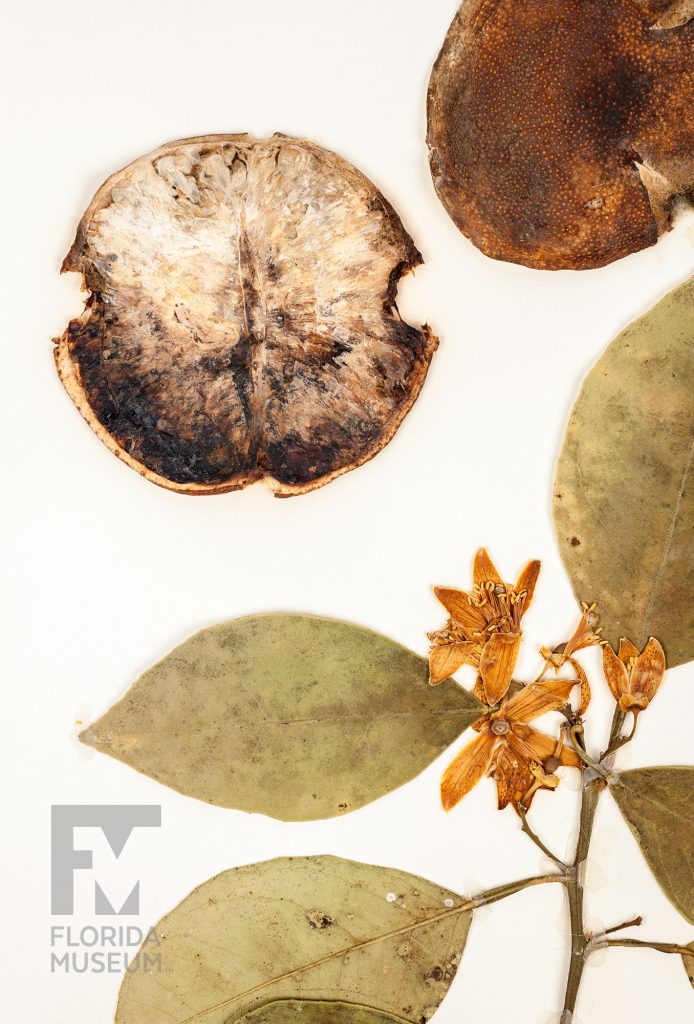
(116, 856), (473, 1024)
(55, 135), (437, 496)
(427, 0), (694, 270)
(610, 766), (694, 924)
(238, 1001), (411, 1024)
(554, 276), (694, 667)
(82, 614), (485, 820)
(683, 943), (694, 988)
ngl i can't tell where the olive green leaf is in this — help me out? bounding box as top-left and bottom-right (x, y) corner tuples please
(683, 943), (694, 989)
(117, 855), (472, 1024)
(610, 766), (694, 924)
(554, 276), (694, 666)
(238, 1001), (411, 1024)
(81, 614), (485, 821)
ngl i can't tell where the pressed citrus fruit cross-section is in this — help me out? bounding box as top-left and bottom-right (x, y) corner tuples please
(427, 0), (694, 270)
(55, 134), (437, 496)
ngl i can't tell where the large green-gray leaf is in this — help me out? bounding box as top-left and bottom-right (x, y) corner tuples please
(118, 856), (472, 1024)
(611, 766), (694, 924)
(554, 276), (694, 666)
(238, 1001), (411, 1024)
(81, 614), (484, 821)
(683, 943), (694, 989)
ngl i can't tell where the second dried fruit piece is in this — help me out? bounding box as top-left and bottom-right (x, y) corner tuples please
(427, 0), (694, 270)
(56, 134), (437, 496)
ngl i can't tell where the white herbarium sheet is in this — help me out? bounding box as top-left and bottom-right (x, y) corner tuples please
(1, 1), (693, 1022)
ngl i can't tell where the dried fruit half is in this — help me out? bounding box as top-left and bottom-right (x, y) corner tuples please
(55, 134), (437, 496)
(427, 0), (694, 270)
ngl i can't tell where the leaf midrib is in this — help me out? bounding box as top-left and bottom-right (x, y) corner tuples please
(637, 433), (694, 640)
(95, 704), (483, 740)
(164, 899), (472, 1024)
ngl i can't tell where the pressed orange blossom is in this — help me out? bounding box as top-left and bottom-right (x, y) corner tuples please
(428, 548), (541, 701)
(440, 677), (582, 811)
(427, 549), (608, 812)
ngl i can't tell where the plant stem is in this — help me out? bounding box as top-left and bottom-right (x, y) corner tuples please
(568, 725), (609, 778)
(602, 708), (627, 759)
(561, 775), (604, 1022)
(604, 938), (693, 957)
(468, 872), (568, 911)
(560, 705), (628, 1021)
(518, 806), (568, 869)
(603, 916), (643, 936)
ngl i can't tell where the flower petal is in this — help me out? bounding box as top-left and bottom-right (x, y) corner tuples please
(433, 587), (487, 632)
(441, 731), (495, 811)
(556, 744), (582, 768)
(569, 657), (592, 716)
(473, 548), (503, 586)
(630, 637), (666, 701)
(509, 726), (581, 768)
(515, 559), (541, 613)
(617, 637), (640, 665)
(471, 675), (488, 704)
(490, 741), (533, 810)
(505, 677), (576, 722)
(429, 641), (478, 686)
(564, 603), (602, 657)
(603, 644), (630, 701)
(479, 632), (521, 704)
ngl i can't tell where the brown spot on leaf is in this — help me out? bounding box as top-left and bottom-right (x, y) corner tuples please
(306, 910), (335, 930)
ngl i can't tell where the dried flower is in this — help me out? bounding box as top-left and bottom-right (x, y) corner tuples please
(440, 678), (581, 812)
(429, 548), (541, 703)
(541, 602), (604, 668)
(602, 637), (666, 715)
(538, 603), (604, 718)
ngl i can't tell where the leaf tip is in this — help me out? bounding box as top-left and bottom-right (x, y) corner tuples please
(79, 724), (100, 748)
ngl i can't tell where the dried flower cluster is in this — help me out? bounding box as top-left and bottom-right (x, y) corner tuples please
(428, 549), (667, 814)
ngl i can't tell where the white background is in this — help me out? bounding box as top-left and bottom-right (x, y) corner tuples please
(2, 1), (693, 1021)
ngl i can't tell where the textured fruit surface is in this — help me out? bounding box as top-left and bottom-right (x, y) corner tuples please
(428, 0), (694, 270)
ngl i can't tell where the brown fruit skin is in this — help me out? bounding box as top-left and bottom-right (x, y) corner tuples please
(55, 135), (437, 497)
(427, 0), (694, 271)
